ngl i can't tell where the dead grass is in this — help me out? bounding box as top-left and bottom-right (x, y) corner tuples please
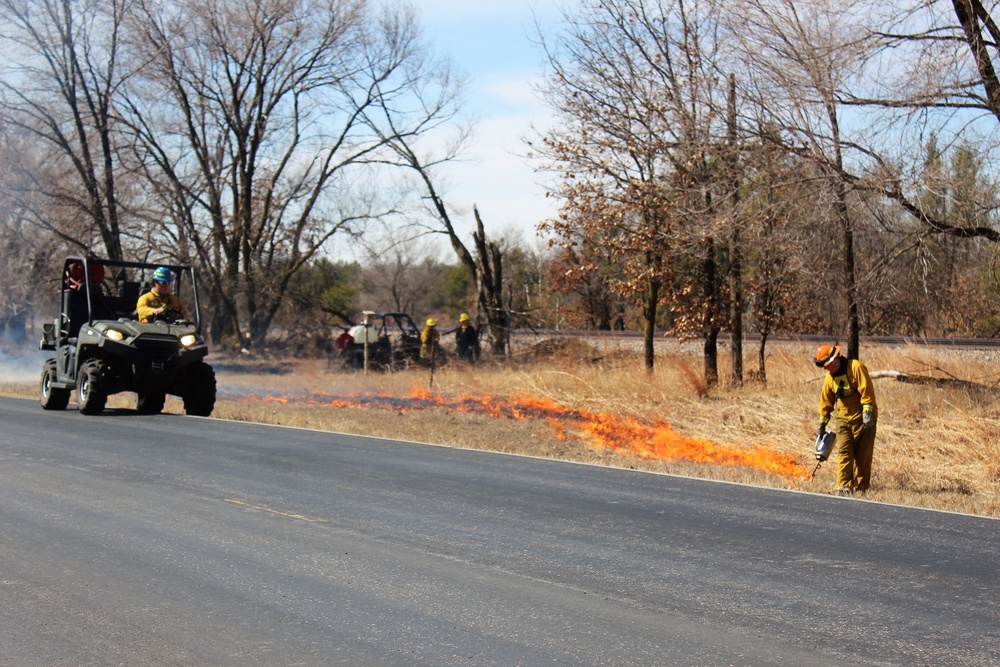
(5, 338), (1000, 517)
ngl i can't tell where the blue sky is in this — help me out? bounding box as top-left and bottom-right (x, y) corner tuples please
(418, 1), (563, 245)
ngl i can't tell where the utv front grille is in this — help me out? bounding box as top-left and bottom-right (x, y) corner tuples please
(134, 335), (180, 371)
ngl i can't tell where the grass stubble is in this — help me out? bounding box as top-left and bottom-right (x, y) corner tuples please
(3, 337), (999, 518)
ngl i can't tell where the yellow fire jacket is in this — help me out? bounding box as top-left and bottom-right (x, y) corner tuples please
(420, 327), (440, 359)
(136, 291), (188, 323)
(818, 357), (877, 425)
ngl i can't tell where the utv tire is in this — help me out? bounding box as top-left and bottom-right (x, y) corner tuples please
(182, 361), (216, 417)
(137, 392), (166, 414)
(40, 359), (70, 411)
(77, 359), (108, 415)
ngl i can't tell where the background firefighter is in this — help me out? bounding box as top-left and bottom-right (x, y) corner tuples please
(420, 318), (441, 365)
(814, 345), (878, 495)
(455, 313), (479, 363)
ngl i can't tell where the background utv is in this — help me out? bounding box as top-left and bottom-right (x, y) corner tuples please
(39, 257), (216, 416)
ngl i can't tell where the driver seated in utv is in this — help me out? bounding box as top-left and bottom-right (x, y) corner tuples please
(136, 266), (188, 323)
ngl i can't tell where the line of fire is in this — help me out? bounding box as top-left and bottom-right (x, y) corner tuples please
(224, 386), (809, 480)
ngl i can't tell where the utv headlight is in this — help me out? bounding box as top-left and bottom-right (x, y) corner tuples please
(180, 334), (198, 347)
(106, 329), (125, 342)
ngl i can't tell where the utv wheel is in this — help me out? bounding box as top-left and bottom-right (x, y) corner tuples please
(40, 359), (70, 411)
(182, 361), (216, 417)
(77, 359), (108, 415)
(137, 392), (166, 414)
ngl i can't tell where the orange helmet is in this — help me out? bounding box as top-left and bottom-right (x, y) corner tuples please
(814, 345), (840, 367)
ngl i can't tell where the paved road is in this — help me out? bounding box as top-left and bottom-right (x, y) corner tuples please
(0, 396), (997, 666)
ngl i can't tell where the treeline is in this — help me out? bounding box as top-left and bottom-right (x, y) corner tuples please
(530, 0), (1000, 382)
(3, 0), (1000, 386)
(6, 213), (998, 366)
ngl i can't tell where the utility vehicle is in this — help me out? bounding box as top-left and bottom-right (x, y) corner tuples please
(338, 312), (423, 371)
(39, 257), (216, 416)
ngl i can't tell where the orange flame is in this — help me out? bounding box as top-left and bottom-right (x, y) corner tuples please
(239, 385), (808, 479)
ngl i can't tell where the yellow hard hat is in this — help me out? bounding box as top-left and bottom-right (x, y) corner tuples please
(426, 318), (436, 327)
(459, 313), (470, 322)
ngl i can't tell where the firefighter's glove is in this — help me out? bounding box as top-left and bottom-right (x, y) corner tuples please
(862, 410), (875, 432)
(817, 422), (827, 438)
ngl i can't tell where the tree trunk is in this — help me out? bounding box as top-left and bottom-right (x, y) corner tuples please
(757, 331), (768, 384)
(730, 243), (744, 386)
(727, 73), (744, 387)
(702, 237), (720, 387)
(953, 0), (1000, 123)
(836, 180), (861, 359)
(704, 329), (719, 387)
(642, 277), (661, 373)
(473, 207), (509, 358)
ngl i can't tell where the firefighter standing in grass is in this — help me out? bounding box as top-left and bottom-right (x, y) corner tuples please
(420, 318), (441, 365)
(455, 313), (479, 363)
(815, 345), (878, 495)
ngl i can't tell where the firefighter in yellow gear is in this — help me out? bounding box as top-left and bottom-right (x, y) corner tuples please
(815, 345), (878, 494)
(136, 266), (189, 323)
(420, 318), (441, 364)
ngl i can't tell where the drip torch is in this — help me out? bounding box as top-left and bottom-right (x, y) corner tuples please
(811, 429), (836, 479)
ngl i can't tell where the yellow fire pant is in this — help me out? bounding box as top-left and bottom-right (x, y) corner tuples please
(834, 418), (876, 491)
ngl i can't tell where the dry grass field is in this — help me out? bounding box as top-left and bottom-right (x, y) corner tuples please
(4, 337), (1000, 518)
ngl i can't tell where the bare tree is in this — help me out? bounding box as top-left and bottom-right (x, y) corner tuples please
(831, 2), (1000, 244)
(0, 127), (58, 343)
(535, 0), (733, 378)
(725, 74), (745, 386)
(119, 0), (459, 348)
(361, 71), (521, 356)
(733, 0), (1000, 349)
(738, 141), (827, 379)
(865, 137), (1000, 337)
(730, 0), (885, 359)
(0, 0), (133, 260)
(356, 229), (447, 316)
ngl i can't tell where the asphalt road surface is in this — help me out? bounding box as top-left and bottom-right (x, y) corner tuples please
(1, 396), (997, 666)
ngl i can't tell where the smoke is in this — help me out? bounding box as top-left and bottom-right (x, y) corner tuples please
(0, 344), (48, 384)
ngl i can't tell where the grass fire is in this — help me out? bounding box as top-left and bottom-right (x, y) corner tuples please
(231, 385), (811, 480)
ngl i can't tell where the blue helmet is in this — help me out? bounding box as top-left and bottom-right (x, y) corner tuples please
(152, 266), (173, 284)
